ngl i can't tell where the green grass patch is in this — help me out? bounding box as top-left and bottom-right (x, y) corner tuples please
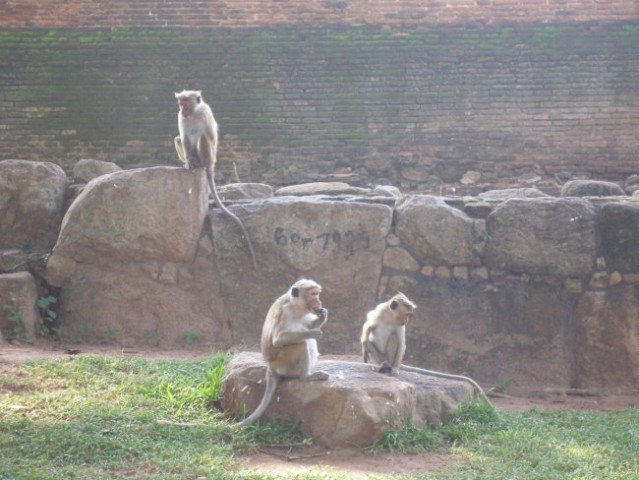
(1, 355), (637, 479)
(374, 400), (501, 454)
(377, 401), (638, 480)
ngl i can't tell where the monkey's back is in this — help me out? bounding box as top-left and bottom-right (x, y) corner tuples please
(260, 293), (289, 361)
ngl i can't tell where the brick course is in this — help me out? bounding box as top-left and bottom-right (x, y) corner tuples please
(1, 0), (637, 28)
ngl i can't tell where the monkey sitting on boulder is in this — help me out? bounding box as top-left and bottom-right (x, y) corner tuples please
(239, 278), (329, 425)
(361, 293), (493, 408)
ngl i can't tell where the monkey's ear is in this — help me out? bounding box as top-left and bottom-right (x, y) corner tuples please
(196, 95), (202, 104)
(390, 300), (398, 310)
(291, 287), (299, 298)
(174, 92), (180, 98)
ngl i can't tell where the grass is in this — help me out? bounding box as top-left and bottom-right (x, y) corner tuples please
(0, 355), (636, 479)
(382, 402), (639, 480)
(373, 400), (500, 454)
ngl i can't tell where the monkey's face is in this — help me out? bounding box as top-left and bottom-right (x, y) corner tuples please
(177, 97), (195, 117)
(390, 294), (416, 325)
(175, 90), (202, 118)
(305, 287), (322, 311)
(396, 305), (414, 325)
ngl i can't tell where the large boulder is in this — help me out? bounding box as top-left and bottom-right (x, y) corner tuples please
(561, 180), (625, 197)
(0, 160), (69, 250)
(49, 166), (209, 269)
(46, 166), (228, 346)
(484, 198), (597, 276)
(599, 202), (639, 273)
(221, 352), (475, 447)
(210, 197), (393, 352)
(72, 158), (122, 183)
(395, 195), (482, 267)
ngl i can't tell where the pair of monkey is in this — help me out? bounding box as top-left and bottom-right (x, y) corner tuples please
(239, 279), (493, 425)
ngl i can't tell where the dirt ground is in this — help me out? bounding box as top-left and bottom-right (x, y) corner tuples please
(1, 341), (637, 478)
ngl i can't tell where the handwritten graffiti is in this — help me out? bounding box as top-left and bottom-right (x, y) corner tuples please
(274, 227), (371, 259)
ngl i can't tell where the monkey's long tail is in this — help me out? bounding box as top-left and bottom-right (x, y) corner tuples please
(400, 364), (494, 409)
(206, 169), (258, 269)
(238, 373), (279, 426)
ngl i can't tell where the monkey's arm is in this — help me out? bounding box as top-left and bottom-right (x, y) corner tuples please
(272, 329), (322, 348)
(176, 129), (201, 169)
(308, 308), (328, 329)
(362, 326), (389, 366)
(361, 323), (374, 363)
(174, 137), (188, 166)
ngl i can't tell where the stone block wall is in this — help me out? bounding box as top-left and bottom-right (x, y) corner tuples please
(0, 2), (638, 188)
(376, 194), (639, 392)
(2, 157), (639, 392)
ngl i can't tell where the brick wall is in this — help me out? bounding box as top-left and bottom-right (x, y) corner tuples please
(0, 2), (638, 187)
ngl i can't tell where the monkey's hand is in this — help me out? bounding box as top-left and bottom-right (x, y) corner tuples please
(186, 154), (201, 169)
(311, 308), (328, 329)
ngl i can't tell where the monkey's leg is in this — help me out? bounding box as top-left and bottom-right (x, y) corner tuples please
(386, 333), (403, 376)
(363, 340), (391, 372)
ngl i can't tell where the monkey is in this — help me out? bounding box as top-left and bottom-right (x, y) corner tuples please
(174, 90), (257, 269)
(239, 278), (329, 425)
(361, 292), (415, 375)
(361, 293), (494, 409)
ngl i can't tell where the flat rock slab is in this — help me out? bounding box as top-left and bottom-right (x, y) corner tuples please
(221, 352), (475, 447)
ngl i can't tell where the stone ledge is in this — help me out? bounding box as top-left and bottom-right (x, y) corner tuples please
(221, 352), (475, 447)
